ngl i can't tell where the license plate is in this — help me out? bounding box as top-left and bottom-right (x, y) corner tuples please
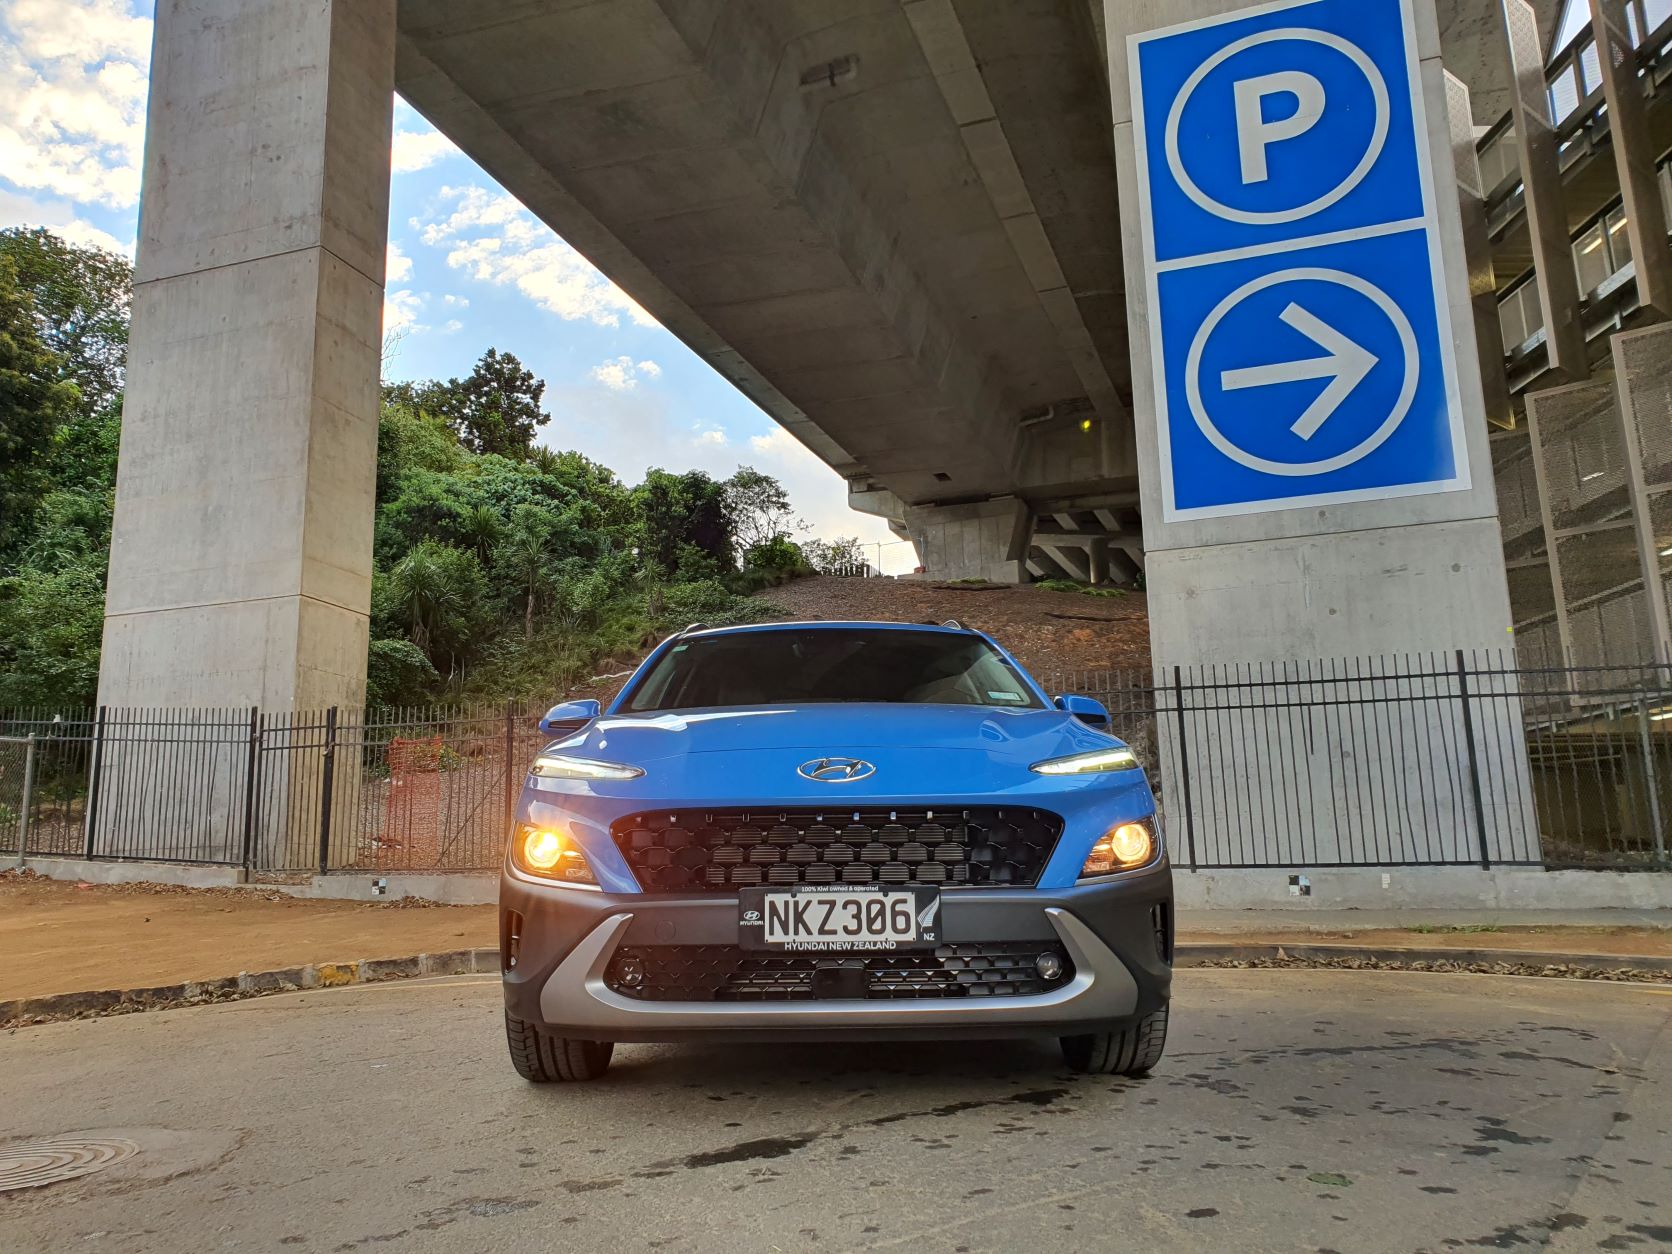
(738, 885), (941, 952)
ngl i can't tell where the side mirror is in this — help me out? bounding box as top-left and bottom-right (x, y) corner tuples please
(539, 699), (602, 737)
(1055, 694), (1111, 729)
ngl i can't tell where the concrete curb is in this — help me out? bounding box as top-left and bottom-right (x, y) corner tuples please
(0, 948), (502, 1030)
(7, 941), (1670, 1031)
(1175, 941), (1672, 980)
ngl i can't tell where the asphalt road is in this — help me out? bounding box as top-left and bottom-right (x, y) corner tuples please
(4, 971), (1670, 1253)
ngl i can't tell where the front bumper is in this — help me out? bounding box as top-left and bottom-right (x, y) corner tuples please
(500, 867), (1173, 1043)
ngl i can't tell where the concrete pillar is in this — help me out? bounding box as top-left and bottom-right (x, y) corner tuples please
(1106, 0), (1516, 664)
(99, 0), (396, 712)
(1088, 538), (1112, 586)
(1105, 0), (1536, 867)
(904, 498), (1032, 583)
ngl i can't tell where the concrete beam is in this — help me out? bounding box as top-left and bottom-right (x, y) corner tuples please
(900, 0), (1129, 431)
(101, 0), (396, 710)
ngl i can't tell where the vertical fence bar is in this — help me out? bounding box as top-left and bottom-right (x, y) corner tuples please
(81, 705), (107, 859)
(1171, 666), (1198, 871)
(239, 706), (261, 872)
(15, 734), (37, 868)
(317, 706), (339, 875)
(1638, 694), (1668, 867)
(1455, 651), (1492, 870)
(504, 699), (516, 842)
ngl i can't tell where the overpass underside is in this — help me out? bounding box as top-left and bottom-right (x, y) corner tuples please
(396, 0), (1143, 584)
(110, 0), (1672, 714)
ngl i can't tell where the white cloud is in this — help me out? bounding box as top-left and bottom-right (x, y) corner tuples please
(386, 240), (413, 284)
(442, 294), (469, 308)
(415, 185), (657, 328)
(0, 0), (153, 210)
(697, 429), (728, 446)
(391, 126), (460, 174)
(442, 318), (464, 334)
(591, 355), (663, 391)
(383, 289), (425, 336)
(0, 187), (129, 254)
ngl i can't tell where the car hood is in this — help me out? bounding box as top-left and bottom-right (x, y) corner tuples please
(551, 704), (1119, 770)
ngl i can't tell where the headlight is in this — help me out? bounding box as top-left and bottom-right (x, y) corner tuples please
(1031, 747), (1140, 775)
(1079, 820), (1158, 879)
(513, 824), (598, 885)
(529, 754), (644, 781)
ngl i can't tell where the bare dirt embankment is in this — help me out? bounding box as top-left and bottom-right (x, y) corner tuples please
(756, 576), (1152, 678)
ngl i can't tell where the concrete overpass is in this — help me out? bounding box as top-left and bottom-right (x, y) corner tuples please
(101, 0), (1573, 709)
(395, 0), (1560, 587)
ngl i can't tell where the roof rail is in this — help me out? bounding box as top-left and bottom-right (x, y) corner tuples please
(941, 619), (964, 630)
(676, 622), (707, 637)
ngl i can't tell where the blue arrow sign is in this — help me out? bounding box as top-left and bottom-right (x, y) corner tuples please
(1130, 0), (1469, 521)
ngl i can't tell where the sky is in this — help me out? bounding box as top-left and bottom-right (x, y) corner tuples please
(0, 0), (915, 573)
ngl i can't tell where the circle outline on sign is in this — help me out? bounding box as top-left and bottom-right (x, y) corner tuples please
(1184, 267), (1420, 478)
(1164, 27), (1391, 227)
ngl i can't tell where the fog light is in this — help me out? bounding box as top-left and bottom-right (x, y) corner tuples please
(614, 955), (646, 989)
(1079, 820), (1156, 879)
(1036, 951), (1064, 981)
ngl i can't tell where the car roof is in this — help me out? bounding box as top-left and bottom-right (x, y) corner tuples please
(677, 620), (978, 640)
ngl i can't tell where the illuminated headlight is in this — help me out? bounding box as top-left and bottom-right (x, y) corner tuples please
(513, 825), (599, 885)
(1031, 747), (1140, 776)
(530, 754), (645, 782)
(1079, 820), (1158, 879)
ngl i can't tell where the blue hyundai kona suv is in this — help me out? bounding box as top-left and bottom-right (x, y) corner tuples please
(500, 620), (1172, 1081)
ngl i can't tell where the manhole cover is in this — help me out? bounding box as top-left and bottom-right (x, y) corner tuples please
(0, 1137), (139, 1192)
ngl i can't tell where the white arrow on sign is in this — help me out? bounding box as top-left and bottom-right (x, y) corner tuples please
(1219, 303), (1378, 439)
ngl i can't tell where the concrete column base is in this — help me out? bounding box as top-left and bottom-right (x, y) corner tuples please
(904, 497), (1032, 583)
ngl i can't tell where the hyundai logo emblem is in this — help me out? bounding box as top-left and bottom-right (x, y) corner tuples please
(798, 757), (877, 783)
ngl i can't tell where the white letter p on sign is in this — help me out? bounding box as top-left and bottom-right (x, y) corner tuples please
(1234, 71), (1326, 185)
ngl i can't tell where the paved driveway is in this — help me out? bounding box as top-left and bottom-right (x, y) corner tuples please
(4, 971), (1669, 1252)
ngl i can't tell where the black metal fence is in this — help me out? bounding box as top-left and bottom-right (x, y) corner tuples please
(0, 702), (548, 877)
(1042, 653), (1672, 873)
(2, 654), (1670, 875)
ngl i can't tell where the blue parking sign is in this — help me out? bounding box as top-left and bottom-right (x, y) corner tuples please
(1130, 0), (1470, 521)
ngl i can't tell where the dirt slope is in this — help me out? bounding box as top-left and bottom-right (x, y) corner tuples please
(755, 576), (1151, 679)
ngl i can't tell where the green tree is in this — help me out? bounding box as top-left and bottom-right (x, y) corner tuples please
(0, 562), (105, 708)
(385, 540), (488, 674)
(0, 227), (131, 417)
(458, 504), (504, 562)
(0, 256), (81, 557)
(497, 521), (553, 640)
(724, 466), (799, 552)
(802, 536), (869, 575)
(401, 348), (551, 459)
(635, 468), (734, 578)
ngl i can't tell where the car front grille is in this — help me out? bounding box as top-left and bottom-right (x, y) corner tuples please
(610, 807), (1063, 891)
(604, 942), (1074, 1001)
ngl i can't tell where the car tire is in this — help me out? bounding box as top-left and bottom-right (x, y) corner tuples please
(1060, 1005), (1169, 1076)
(505, 1012), (614, 1082)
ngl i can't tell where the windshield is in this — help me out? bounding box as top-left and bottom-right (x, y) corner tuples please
(622, 628), (1045, 713)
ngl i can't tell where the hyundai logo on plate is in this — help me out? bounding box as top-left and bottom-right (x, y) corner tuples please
(797, 757), (877, 783)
